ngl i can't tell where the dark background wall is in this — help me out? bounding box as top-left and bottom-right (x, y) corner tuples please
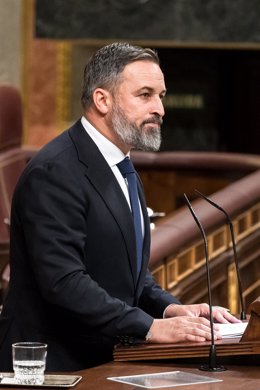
(158, 48), (260, 154)
(34, 0), (260, 154)
(35, 0), (260, 43)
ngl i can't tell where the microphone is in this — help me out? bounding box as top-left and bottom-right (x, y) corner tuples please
(184, 193), (226, 372)
(195, 189), (246, 321)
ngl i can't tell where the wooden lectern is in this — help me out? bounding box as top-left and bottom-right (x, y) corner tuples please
(113, 297), (260, 363)
(240, 296), (260, 342)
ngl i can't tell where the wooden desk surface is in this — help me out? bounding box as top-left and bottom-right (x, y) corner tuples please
(73, 360), (260, 390)
(1, 361), (259, 389)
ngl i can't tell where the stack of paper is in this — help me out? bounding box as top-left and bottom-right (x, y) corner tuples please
(218, 321), (248, 339)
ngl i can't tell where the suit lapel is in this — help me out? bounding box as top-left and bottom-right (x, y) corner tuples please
(68, 121), (146, 284)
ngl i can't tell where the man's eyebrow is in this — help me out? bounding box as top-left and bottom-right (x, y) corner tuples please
(137, 86), (167, 95)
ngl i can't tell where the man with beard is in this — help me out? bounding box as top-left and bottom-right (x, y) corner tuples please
(0, 42), (240, 372)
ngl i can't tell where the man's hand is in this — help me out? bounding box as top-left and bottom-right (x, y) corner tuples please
(147, 316), (221, 343)
(164, 303), (241, 324)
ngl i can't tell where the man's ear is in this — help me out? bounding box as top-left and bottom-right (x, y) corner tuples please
(92, 88), (112, 114)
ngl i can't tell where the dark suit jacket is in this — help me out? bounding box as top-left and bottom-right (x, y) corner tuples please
(0, 120), (179, 371)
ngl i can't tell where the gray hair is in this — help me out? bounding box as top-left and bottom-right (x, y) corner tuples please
(81, 42), (160, 109)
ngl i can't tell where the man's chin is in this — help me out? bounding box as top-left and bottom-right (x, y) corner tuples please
(140, 137), (161, 152)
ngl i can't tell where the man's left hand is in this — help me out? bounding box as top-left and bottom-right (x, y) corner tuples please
(164, 303), (241, 324)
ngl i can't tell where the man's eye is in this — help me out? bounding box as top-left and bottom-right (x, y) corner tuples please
(141, 93), (150, 98)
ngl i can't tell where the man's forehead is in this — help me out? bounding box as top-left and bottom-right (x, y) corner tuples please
(121, 61), (165, 87)
(123, 60), (162, 74)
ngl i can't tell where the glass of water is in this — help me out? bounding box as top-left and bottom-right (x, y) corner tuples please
(12, 342), (47, 385)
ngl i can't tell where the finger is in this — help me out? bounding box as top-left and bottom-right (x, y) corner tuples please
(182, 333), (221, 343)
(182, 326), (219, 341)
(222, 311), (241, 323)
(185, 334), (207, 342)
(181, 319), (220, 339)
(186, 316), (221, 336)
(186, 316), (212, 328)
(185, 315), (223, 337)
(213, 309), (241, 324)
(213, 312), (230, 324)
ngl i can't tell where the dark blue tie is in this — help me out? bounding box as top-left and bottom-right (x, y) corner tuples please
(117, 157), (143, 276)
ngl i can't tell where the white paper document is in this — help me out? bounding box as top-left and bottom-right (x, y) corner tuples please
(218, 321), (248, 338)
(107, 371), (222, 388)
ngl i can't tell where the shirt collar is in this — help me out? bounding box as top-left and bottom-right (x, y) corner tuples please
(81, 116), (128, 167)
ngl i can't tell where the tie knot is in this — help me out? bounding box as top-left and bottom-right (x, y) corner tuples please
(117, 157), (135, 177)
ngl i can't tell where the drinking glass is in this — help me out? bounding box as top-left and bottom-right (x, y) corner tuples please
(12, 342), (47, 385)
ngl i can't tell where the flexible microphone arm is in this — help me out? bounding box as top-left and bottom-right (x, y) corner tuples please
(195, 189), (246, 321)
(184, 194), (226, 372)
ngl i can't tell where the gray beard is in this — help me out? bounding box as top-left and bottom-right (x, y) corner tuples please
(111, 104), (162, 151)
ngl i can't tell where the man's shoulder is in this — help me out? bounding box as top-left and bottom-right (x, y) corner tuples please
(29, 120), (84, 166)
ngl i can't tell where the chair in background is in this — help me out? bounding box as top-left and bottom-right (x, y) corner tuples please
(0, 85), (38, 303)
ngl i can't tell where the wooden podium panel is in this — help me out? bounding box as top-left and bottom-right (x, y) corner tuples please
(113, 338), (260, 362)
(114, 298), (260, 363)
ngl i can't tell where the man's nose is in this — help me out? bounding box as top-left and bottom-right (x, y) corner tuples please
(152, 96), (165, 118)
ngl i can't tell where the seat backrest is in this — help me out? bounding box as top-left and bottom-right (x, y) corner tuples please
(0, 151), (31, 242)
(0, 85), (38, 302)
(0, 85), (23, 151)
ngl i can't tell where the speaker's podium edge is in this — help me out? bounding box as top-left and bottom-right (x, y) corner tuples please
(240, 296), (260, 342)
(113, 297), (260, 363)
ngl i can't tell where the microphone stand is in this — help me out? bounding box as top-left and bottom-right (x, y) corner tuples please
(184, 194), (226, 372)
(195, 189), (246, 321)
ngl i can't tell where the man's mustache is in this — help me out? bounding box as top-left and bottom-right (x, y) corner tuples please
(142, 116), (163, 126)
